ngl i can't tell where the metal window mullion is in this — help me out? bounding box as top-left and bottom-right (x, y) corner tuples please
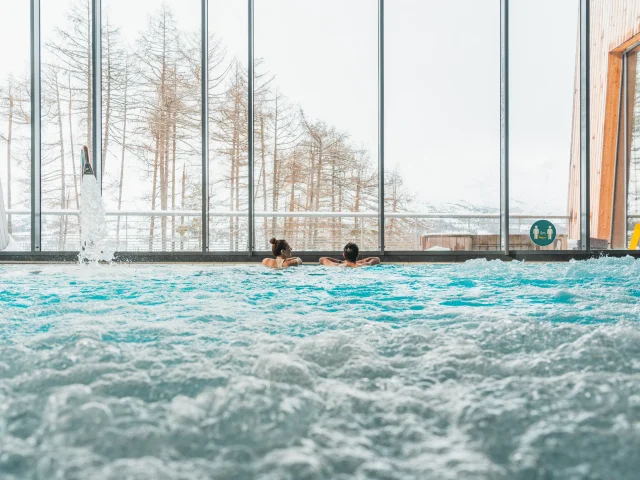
(500, 0), (509, 255)
(623, 40), (640, 55)
(623, 54), (628, 247)
(580, 0), (591, 250)
(378, 0), (385, 255)
(202, 0), (209, 252)
(92, 0), (102, 191)
(248, 0), (254, 254)
(30, 0), (41, 252)
(610, 56), (625, 243)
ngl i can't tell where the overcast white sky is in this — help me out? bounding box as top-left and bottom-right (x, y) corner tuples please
(1, 0), (578, 214)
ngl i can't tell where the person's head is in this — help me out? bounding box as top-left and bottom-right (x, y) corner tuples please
(343, 242), (359, 263)
(270, 238), (292, 258)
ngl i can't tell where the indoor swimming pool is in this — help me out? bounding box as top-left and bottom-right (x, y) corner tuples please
(1, 257), (639, 479)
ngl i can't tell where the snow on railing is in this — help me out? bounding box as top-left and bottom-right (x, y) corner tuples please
(5, 209), (572, 219)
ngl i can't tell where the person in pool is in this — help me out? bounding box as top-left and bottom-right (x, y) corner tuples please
(319, 242), (380, 268)
(262, 238), (303, 269)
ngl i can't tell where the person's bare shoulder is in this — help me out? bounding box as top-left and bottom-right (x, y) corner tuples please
(262, 258), (274, 268)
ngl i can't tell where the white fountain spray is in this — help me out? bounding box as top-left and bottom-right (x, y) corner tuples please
(79, 146), (114, 263)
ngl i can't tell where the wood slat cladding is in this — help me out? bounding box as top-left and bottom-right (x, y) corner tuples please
(568, 0), (640, 240)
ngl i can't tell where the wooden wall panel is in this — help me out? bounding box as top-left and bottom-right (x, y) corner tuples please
(597, 53), (623, 240)
(568, 0), (640, 240)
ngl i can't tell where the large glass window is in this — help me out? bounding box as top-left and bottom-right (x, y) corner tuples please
(102, 0), (202, 252)
(209, 0), (249, 252)
(254, 0), (379, 252)
(626, 47), (640, 248)
(509, 0), (579, 250)
(41, 0), (92, 251)
(385, 0), (500, 251)
(7, 1), (623, 256)
(0, 2), (32, 251)
(0, 2), (31, 250)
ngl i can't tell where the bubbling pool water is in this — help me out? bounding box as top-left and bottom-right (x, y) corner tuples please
(1, 258), (639, 479)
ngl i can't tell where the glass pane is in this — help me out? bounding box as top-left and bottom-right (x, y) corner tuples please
(627, 50), (640, 248)
(103, 0), (202, 252)
(209, 0), (249, 252)
(41, 0), (91, 251)
(385, 0), (500, 251)
(509, 0), (579, 250)
(0, 1), (31, 251)
(255, 0), (378, 252)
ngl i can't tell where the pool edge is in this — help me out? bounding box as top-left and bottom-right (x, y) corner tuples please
(1, 250), (639, 264)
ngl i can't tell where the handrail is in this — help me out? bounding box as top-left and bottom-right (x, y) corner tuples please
(5, 209), (573, 219)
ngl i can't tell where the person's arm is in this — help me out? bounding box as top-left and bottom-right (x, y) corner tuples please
(319, 257), (341, 266)
(262, 258), (274, 268)
(357, 257), (380, 266)
(285, 257), (303, 267)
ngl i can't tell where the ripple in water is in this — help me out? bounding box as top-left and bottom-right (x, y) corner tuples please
(1, 257), (640, 479)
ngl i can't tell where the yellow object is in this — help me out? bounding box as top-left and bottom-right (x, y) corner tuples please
(630, 224), (640, 250)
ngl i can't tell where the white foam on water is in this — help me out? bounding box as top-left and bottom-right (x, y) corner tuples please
(79, 175), (114, 263)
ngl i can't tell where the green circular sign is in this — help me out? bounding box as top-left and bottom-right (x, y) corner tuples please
(530, 220), (557, 247)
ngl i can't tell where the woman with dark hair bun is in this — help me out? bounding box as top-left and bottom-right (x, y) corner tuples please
(262, 238), (302, 269)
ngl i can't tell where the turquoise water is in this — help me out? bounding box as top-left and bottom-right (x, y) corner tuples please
(1, 258), (640, 479)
